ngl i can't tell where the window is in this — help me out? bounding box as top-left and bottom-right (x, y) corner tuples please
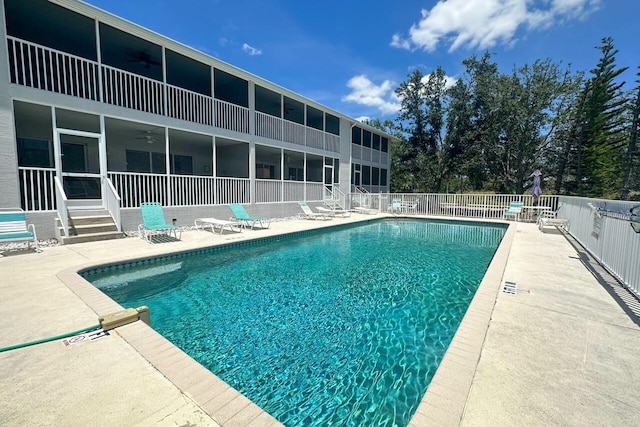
(372, 167), (380, 186)
(288, 167), (304, 181)
(284, 97), (304, 124)
(256, 163), (276, 179)
(306, 106), (323, 131)
(126, 150), (151, 173)
(126, 150), (173, 174)
(373, 134), (381, 151)
(325, 114), (340, 135)
(362, 165), (371, 185)
(381, 137), (389, 153)
(214, 69), (248, 107)
(255, 85), (281, 117)
(171, 154), (193, 175)
(352, 126), (362, 145)
(380, 169), (388, 186)
(17, 138), (52, 168)
(362, 130), (371, 148)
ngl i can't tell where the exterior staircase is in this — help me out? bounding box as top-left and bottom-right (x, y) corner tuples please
(58, 209), (125, 245)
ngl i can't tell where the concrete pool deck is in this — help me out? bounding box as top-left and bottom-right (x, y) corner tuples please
(1, 215), (639, 426)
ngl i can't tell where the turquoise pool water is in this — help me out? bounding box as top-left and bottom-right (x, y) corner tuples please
(83, 219), (506, 426)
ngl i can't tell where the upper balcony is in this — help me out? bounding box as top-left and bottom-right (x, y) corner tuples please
(3, 0), (341, 153)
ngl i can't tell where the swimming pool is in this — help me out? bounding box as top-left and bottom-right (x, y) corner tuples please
(83, 218), (506, 426)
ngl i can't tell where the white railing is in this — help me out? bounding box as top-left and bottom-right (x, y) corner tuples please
(325, 186), (347, 209)
(326, 133), (340, 153)
(283, 120), (306, 146)
(216, 177), (250, 204)
(306, 182), (324, 201)
(108, 172), (169, 208)
(170, 175), (216, 206)
(53, 176), (68, 239)
(306, 127), (324, 149)
(7, 36), (100, 101)
(18, 167), (57, 211)
(362, 147), (372, 162)
(283, 181), (305, 201)
(559, 196), (640, 298)
(102, 65), (164, 115)
(255, 179), (282, 203)
(350, 192), (381, 211)
(103, 177), (121, 232)
(167, 84), (213, 126)
(352, 145), (362, 160)
(376, 193), (559, 219)
(255, 112), (283, 141)
(8, 36), (350, 152)
(215, 99), (250, 133)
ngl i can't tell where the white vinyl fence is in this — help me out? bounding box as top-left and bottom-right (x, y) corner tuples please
(558, 196), (640, 298)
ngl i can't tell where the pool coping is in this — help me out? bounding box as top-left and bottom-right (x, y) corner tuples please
(57, 216), (515, 427)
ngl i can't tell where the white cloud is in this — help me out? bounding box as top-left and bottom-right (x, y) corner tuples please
(242, 43), (262, 56)
(391, 0), (600, 52)
(341, 75), (401, 115)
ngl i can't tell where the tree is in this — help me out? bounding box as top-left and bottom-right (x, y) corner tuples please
(575, 37), (629, 197)
(621, 68), (640, 199)
(394, 67), (450, 192)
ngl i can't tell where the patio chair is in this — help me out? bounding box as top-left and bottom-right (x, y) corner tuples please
(298, 202), (331, 220)
(138, 202), (181, 243)
(537, 207), (569, 232)
(316, 206), (351, 217)
(388, 199), (402, 214)
(229, 204), (271, 229)
(503, 202), (523, 221)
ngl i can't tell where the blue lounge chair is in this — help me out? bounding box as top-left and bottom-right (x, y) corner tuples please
(229, 204), (271, 229)
(503, 202), (523, 221)
(138, 202), (181, 243)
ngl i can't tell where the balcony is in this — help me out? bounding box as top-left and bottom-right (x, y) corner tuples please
(7, 36), (338, 151)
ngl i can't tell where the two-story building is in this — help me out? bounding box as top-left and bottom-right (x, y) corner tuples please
(0, 0), (393, 241)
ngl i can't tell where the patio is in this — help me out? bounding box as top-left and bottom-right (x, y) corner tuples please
(0, 215), (639, 426)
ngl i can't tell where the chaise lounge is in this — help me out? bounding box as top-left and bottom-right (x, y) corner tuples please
(138, 202), (182, 243)
(229, 204), (271, 229)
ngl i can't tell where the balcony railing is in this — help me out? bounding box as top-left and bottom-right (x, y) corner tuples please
(7, 36), (342, 147)
(8, 37), (99, 101)
(167, 84), (213, 126)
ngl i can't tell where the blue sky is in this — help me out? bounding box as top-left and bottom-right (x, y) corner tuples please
(84, 0), (638, 122)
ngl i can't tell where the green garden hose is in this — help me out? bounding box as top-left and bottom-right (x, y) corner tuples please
(0, 324), (101, 353)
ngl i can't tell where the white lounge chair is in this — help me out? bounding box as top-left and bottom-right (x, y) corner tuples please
(316, 206), (351, 217)
(194, 218), (242, 234)
(537, 208), (569, 232)
(298, 202), (331, 220)
(353, 206), (378, 215)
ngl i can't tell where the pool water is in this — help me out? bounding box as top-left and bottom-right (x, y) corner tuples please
(84, 219), (505, 426)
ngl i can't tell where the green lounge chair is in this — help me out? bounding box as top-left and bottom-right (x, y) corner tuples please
(229, 204), (271, 229)
(138, 202), (181, 243)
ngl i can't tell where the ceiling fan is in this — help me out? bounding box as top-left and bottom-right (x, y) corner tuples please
(127, 51), (161, 69)
(135, 130), (158, 144)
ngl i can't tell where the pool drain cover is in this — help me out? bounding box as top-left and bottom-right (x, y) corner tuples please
(502, 281), (517, 295)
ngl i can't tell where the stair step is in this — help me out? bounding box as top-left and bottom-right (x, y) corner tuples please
(61, 231), (125, 245)
(67, 209), (110, 217)
(68, 215), (115, 226)
(70, 223), (119, 234)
